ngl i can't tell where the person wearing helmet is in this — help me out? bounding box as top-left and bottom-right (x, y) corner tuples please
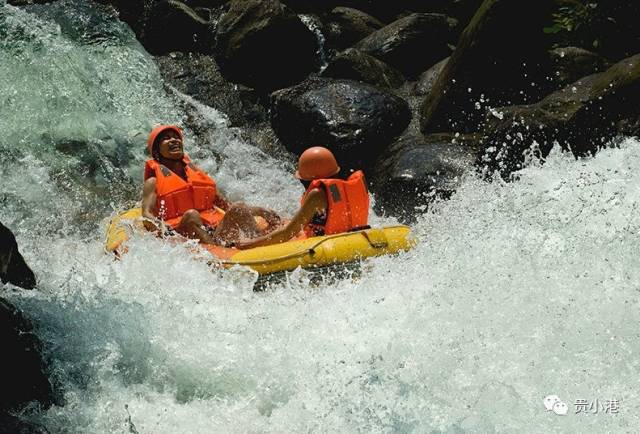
(236, 146), (370, 249)
(141, 125), (281, 246)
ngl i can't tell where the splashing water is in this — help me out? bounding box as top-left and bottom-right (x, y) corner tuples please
(2, 2), (640, 433)
(299, 14), (328, 71)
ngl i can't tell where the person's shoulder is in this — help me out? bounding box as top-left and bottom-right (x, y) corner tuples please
(143, 177), (157, 189)
(303, 187), (327, 207)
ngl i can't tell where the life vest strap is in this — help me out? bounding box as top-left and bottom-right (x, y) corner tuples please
(348, 225), (371, 232)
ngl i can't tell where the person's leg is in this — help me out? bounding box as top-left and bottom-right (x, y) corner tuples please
(176, 209), (216, 244)
(213, 203), (262, 246)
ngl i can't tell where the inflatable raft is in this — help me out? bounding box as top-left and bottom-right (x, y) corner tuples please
(105, 208), (415, 275)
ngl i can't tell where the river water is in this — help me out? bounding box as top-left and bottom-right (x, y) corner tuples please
(2, 1), (639, 432)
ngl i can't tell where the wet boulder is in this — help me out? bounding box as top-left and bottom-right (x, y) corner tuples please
(0, 223), (36, 290)
(339, 0), (451, 23)
(155, 53), (267, 127)
(413, 57), (448, 96)
(92, 0), (216, 54)
(215, 0), (319, 91)
(549, 47), (610, 89)
(0, 298), (53, 431)
(443, 0), (484, 27)
(420, 0), (555, 134)
(279, 0), (336, 13)
(372, 133), (477, 220)
(325, 7), (384, 50)
(479, 53), (640, 177)
(321, 48), (405, 89)
(143, 0), (215, 54)
(355, 13), (457, 78)
(270, 77), (411, 169)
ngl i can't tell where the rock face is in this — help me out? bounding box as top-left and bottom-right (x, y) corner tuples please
(336, 0), (452, 23)
(419, 0), (555, 134)
(480, 53), (640, 177)
(549, 47), (610, 89)
(443, 0), (485, 27)
(215, 0), (319, 91)
(0, 298), (53, 432)
(93, 0), (216, 54)
(279, 0), (335, 13)
(321, 48), (405, 89)
(143, 0), (214, 54)
(325, 7), (384, 50)
(270, 78), (411, 169)
(155, 53), (267, 127)
(355, 13), (457, 78)
(0, 223), (36, 290)
(372, 133), (477, 220)
(413, 57), (448, 96)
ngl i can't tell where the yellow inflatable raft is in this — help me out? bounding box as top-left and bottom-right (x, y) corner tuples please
(105, 208), (415, 275)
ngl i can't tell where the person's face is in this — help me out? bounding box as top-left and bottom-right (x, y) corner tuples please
(157, 130), (183, 160)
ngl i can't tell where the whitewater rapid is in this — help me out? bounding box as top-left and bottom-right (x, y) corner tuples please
(1, 1), (639, 432)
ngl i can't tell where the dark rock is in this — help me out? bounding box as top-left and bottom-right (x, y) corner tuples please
(419, 0), (555, 134)
(95, 0), (216, 54)
(183, 0), (229, 7)
(596, 2), (640, 60)
(347, 0), (482, 24)
(155, 52), (267, 127)
(413, 57), (448, 96)
(479, 53), (640, 177)
(280, 0), (417, 19)
(372, 133), (477, 221)
(279, 0), (334, 14)
(325, 7), (384, 50)
(0, 223), (36, 290)
(93, 0), (145, 28)
(342, 0), (450, 23)
(144, 0), (215, 54)
(321, 48), (405, 89)
(0, 298), (53, 417)
(355, 13), (457, 78)
(215, 0), (319, 91)
(270, 77), (411, 169)
(545, 1), (640, 62)
(443, 0), (484, 27)
(549, 47), (610, 89)
(616, 116), (640, 137)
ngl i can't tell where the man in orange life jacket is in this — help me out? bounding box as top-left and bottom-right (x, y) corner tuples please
(141, 125), (281, 246)
(236, 146), (369, 249)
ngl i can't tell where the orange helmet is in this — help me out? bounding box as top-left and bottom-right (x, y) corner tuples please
(295, 146), (340, 180)
(146, 125), (183, 155)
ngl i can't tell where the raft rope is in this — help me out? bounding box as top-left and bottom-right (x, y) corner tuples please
(214, 225), (410, 267)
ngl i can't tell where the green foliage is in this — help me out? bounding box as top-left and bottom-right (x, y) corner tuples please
(543, 1), (602, 49)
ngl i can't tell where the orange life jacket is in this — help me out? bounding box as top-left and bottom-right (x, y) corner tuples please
(144, 156), (224, 229)
(301, 170), (370, 237)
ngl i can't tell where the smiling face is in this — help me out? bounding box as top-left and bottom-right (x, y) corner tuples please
(156, 130), (184, 160)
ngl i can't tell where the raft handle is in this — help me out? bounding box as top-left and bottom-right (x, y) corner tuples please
(361, 229), (388, 249)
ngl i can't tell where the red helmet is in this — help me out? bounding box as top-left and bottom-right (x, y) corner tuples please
(146, 125), (183, 155)
(295, 146), (340, 180)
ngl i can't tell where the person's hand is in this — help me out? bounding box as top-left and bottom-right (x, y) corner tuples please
(260, 209), (282, 227)
(141, 216), (161, 233)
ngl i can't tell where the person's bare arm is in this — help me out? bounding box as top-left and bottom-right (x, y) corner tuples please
(213, 189), (231, 211)
(236, 189), (327, 249)
(248, 206), (282, 228)
(141, 177), (161, 232)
